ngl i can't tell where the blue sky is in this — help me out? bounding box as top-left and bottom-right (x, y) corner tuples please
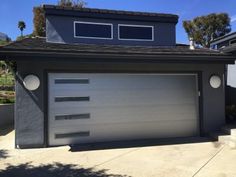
(1, 0), (236, 43)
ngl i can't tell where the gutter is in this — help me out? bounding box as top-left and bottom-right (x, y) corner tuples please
(0, 50), (235, 64)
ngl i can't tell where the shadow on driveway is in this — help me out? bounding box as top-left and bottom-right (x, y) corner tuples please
(0, 149), (9, 159)
(0, 125), (14, 136)
(70, 136), (214, 152)
(0, 162), (129, 177)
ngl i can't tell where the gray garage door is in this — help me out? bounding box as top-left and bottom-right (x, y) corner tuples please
(48, 73), (199, 146)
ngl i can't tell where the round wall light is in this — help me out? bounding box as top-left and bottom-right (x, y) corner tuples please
(209, 75), (221, 89)
(23, 75), (40, 91)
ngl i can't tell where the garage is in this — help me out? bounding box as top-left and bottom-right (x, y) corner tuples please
(48, 73), (199, 146)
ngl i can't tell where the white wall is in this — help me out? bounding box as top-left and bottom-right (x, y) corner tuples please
(227, 63), (236, 88)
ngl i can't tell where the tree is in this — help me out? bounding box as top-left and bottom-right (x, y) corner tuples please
(183, 13), (231, 48)
(33, 7), (46, 37)
(18, 21), (26, 37)
(0, 39), (16, 73)
(58, 0), (87, 8)
(0, 40), (9, 46)
(16, 34), (34, 41)
(33, 0), (86, 37)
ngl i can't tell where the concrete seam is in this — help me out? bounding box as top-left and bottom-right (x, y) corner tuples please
(191, 145), (225, 177)
(93, 148), (141, 168)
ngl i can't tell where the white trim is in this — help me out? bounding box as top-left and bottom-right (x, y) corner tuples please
(74, 21), (113, 40)
(229, 39), (236, 45)
(211, 33), (236, 45)
(118, 24), (154, 42)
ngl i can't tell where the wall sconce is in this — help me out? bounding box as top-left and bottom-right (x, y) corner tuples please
(23, 75), (40, 91)
(209, 75), (221, 89)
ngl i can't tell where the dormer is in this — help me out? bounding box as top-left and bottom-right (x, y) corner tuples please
(44, 5), (178, 46)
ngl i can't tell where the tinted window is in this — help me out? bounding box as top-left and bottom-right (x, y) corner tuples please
(119, 25), (153, 41)
(75, 22), (112, 39)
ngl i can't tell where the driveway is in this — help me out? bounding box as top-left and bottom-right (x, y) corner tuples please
(0, 127), (236, 177)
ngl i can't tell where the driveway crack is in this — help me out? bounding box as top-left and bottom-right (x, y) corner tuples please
(192, 145), (225, 177)
(93, 148), (140, 168)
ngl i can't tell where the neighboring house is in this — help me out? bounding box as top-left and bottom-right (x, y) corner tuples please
(222, 43), (236, 105)
(0, 5), (235, 149)
(210, 33), (236, 89)
(210, 32), (236, 50)
(0, 32), (9, 41)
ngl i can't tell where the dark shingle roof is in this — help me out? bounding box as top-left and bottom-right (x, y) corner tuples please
(43, 5), (178, 19)
(222, 44), (236, 54)
(43, 5), (178, 23)
(0, 37), (230, 56)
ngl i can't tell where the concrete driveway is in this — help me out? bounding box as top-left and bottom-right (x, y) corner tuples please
(0, 127), (236, 177)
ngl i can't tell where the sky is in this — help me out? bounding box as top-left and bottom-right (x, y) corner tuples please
(0, 0), (236, 44)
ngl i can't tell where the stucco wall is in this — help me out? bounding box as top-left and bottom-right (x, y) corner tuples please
(46, 15), (176, 46)
(15, 60), (225, 148)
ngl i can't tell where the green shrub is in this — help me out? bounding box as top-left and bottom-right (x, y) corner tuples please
(0, 98), (15, 104)
(0, 74), (14, 86)
(0, 91), (15, 104)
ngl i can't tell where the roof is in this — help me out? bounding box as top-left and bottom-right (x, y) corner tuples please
(222, 44), (236, 54)
(0, 32), (8, 41)
(211, 32), (236, 45)
(0, 37), (234, 63)
(43, 5), (179, 23)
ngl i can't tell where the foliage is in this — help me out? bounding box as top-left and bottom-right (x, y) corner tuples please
(18, 21), (26, 37)
(0, 40), (9, 46)
(226, 105), (236, 123)
(33, 7), (46, 37)
(0, 39), (16, 74)
(0, 98), (14, 104)
(0, 59), (16, 74)
(58, 0), (87, 8)
(183, 13), (231, 48)
(16, 34), (34, 41)
(0, 73), (14, 86)
(0, 91), (15, 104)
(33, 0), (86, 37)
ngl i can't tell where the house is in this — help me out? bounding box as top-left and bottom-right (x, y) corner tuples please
(0, 32), (9, 41)
(0, 5), (235, 148)
(210, 32), (236, 50)
(210, 32), (236, 105)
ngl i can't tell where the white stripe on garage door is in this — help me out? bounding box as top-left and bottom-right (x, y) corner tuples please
(48, 73), (199, 146)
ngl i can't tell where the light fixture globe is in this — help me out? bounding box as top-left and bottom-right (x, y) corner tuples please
(209, 75), (221, 89)
(23, 75), (40, 91)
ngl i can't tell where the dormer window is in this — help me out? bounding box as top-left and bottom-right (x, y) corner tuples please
(74, 21), (113, 40)
(118, 24), (154, 41)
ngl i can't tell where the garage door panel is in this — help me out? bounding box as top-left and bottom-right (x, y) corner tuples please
(49, 120), (198, 146)
(49, 105), (197, 127)
(50, 89), (196, 108)
(50, 117), (198, 129)
(50, 104), (197, 117)
(50, 89), (195, 101)
(50, 74), (196, 90)
(48, 73), (199, 146)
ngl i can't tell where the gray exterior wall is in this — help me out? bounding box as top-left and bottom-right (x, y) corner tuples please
(0, 104), (14, 127)
(15, 59), (225, 148)
(46, 15), (176, 46)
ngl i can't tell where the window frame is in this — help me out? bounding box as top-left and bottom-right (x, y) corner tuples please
(74, 21), (113, 40)
(229, 39), (236, 45)
(118, 24), (154, 41)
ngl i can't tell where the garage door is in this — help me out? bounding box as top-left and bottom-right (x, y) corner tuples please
(48, 73), (199, 146)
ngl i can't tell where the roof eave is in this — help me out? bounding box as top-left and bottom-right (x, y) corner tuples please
(0, 50), (234, 64)
(44, 6), (179, 24)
